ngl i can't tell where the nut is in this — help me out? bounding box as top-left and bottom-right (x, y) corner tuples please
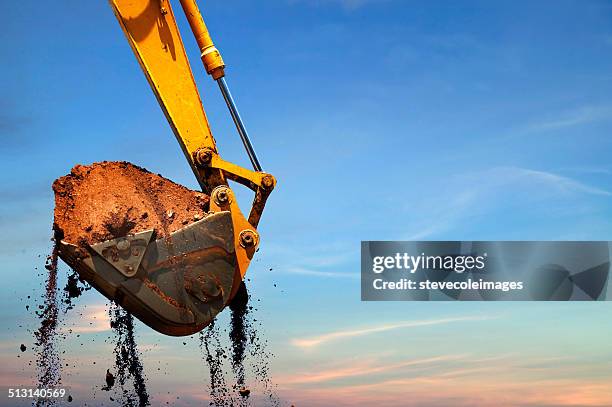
(239, 230), (258, 248)
(214, 187), (231, 206)
(116, 239), (130, 251)
(261, 174), (275, 189)
(193, 148), (213, 167)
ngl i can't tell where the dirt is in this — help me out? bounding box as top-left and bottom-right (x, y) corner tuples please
(52, 161), (210, 246)
(143, 279), (185, 309)
(201, 322), (234, 406)
(201, 281), (279, 406)
(33, 242), (62, 406)
(106, 304), (150, 406)
(229, 282), (249, 388)
(63, 270), (91, 312)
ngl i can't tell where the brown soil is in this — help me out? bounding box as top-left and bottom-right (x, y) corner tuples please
(53, 161), (210, 246)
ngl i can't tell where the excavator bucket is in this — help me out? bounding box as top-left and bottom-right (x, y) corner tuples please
(53, 161), (259, 336)
(53, 0), (274, 336)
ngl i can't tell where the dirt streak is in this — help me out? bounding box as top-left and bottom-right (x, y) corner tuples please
(200, 281), (279, 406)
(200, 321), (236, 406)
(108, 304), (150, 407)
(34, 241), (62, 406)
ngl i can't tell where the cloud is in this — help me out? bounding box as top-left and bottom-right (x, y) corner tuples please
(282, 354), (465, 384)
(283, 266), (359, 279)
(279, 355), (612, 407)
(264, 241), (358, 279)
(61, 304), (110, 334)
(497, 167), (611, 196)
(404, 190), (476, 240)
(291, 315), (494, 348)
(403, 166), (610, 239)
(525, 105), (612, 132)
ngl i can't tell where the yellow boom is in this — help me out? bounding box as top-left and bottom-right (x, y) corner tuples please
(109, 0), (275, 292)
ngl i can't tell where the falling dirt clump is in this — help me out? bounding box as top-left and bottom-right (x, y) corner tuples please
(105, 369), (115, 390)
(52, 161), (210, 246)
(63, 271), (91, 312)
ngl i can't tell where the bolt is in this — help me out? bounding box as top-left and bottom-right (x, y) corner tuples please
(125, 265), (134, 274)
(239, 230), (257, 248)
(201, 279), (222, 298)
(214, 187), (231, 206)
(117, 239), (130, 251)
(131, 248), (140, 257)
(194, 148), (213, 167)
(261, 174), (275, 189)
(160, 7), (168, 15)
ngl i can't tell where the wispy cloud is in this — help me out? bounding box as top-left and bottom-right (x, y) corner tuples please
(404, 190), (476, 240)
(404, 166), (610, 239)
(499, 167), (611, 196)
(291, 315), (494, 348)
(265, 241), (358, 279)
(280, 354), (612, 407)
(283, 266), (359, 279)
(525, 105), (612, 132)
(282, 354), (465, 384)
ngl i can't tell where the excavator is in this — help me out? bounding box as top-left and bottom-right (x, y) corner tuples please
(56, 0), (275, 336)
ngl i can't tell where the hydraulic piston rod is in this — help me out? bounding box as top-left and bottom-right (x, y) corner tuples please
(178, 0), (263, 172)
(217, 77), (263, 172)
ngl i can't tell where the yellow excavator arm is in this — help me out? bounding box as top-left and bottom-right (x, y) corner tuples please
(56, 0), (276, 336)
(109, 0), (275, 287)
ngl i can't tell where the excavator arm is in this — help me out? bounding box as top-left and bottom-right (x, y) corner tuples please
(109, 0), (275, 278)
(55, 0), (275, 336)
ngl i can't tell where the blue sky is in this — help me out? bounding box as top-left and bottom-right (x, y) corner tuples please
(2, 0), (612, 405)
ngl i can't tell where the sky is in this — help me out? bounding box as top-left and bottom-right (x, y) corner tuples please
(2, 0), (612, 406)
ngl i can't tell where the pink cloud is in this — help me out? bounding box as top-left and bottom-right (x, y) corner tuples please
(281, 354), (465, 385)
(291, 315), (494, 348)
